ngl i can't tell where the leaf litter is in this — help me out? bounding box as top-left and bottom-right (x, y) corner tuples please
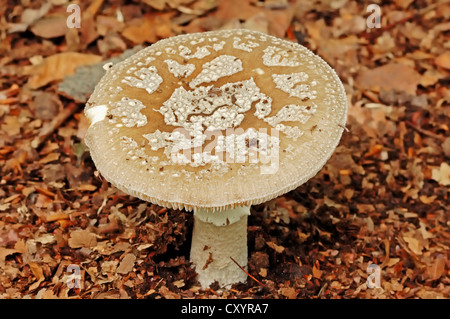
(0, 0), (448, 299)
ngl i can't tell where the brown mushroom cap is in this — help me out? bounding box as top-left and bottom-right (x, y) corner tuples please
(84, 29), (347, 212)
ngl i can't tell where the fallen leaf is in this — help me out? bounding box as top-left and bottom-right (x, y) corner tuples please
(116, 253), (136, 274)
(312, 264), (323, 279)
(443, 137), (450, 157)
(30, 15), (68, 38)
(0, 247), (20, 262)
(212, 0), (259, 21)
(142, 0), (166, 10)
(435, 51), (450, 70)
(278, 287), (298, 299)
(46, 212), (69, 222)
(173, 279), (185, 288)
(35, 233), (56, 245)
(39, 152), (60, 164)
(1, 116), (21, 136)
(7, 2), (52, 33)
(0, 203), (11, 211)
(28, 262), (45, 291)
(122, 13), (174, 44)
(137, 243), (154, 251)
(386, 258), (401, 267)
(95, 241), (130, 256)
(33, 91), (62, 120)
(29, 262), (45, 281)
(27, 52), (102, 89)
(416, 289), (446, 299)
(419, 69), (445, 87)
(259, 268), (268, 277)
(431, 163), (450, 186)
(419, 223), (434, 240)
(394, 0), (415, 9)
(68, 229), (98, 249)
(97, 33), (127, 54)
(78, 184), (97, 191)
(419, 195), (437, 204)
(58, 46), (143, 102)
(426, 256), (446, 281)
(266, 241), (285, 253)
(403, 235), (423, 256)
(356, 63), (421, 95)
(158, 286), (180, 299)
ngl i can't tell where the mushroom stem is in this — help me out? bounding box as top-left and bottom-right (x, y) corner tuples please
(190, 206), (250, 288)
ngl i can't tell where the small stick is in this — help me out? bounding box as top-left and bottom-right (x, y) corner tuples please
(31, 102), (79, 149)
(230, 256), (265, 287)
(208, 288), (219, 296)
(405, 121), (445, 142)
(338, 123), (350, 133)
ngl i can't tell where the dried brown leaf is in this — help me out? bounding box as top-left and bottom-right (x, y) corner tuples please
(30, 15), (68, 38)
(68, 229), (98, 249)
(266, 241), (285, 253)
(435, 51), (450, 69)
(403, 235), (423, 256)
(426, 256), (446, 281)
(0, 247), (20, 263)
(431, 163), (450, 186)
(27, 52), (102, 89)
(122, 13), (174, 44)
(38, 152), (60, 164)
(312, 264), (323, 279)
(356, 63), (421, 95)
(7, 2), (52, 33)
(278, 287), (298, 299)
(159, 286), (181, 299)
(116, 253), (136, 275)
(143, 0), (167, 10)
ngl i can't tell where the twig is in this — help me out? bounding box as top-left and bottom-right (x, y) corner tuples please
(405, 121), (445, 142)
(317, 282), (328, 297)
(31, 102), (79, 149)
(208, 288), (220, 296)
(230, 256), (265, 287)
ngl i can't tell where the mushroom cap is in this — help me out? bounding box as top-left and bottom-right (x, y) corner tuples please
(84, 29), (347, 212)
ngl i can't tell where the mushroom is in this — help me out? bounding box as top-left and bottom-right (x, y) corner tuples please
(84, 29), (348, 288)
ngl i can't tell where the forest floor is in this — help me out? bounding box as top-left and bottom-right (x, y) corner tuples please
(0, 0), (449, 299)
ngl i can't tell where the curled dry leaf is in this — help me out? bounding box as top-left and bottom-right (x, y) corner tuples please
(28, 262), (45, 291)
(0, 247), (20, 263)
(7, 2), (52, 33)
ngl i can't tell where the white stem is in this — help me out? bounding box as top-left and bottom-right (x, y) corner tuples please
(190, 206), (250, 289)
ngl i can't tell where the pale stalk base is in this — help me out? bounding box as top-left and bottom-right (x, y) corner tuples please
(190, 208), (249, 289)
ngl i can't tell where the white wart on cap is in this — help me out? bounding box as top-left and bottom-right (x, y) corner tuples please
(84, 29), (347, 212)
